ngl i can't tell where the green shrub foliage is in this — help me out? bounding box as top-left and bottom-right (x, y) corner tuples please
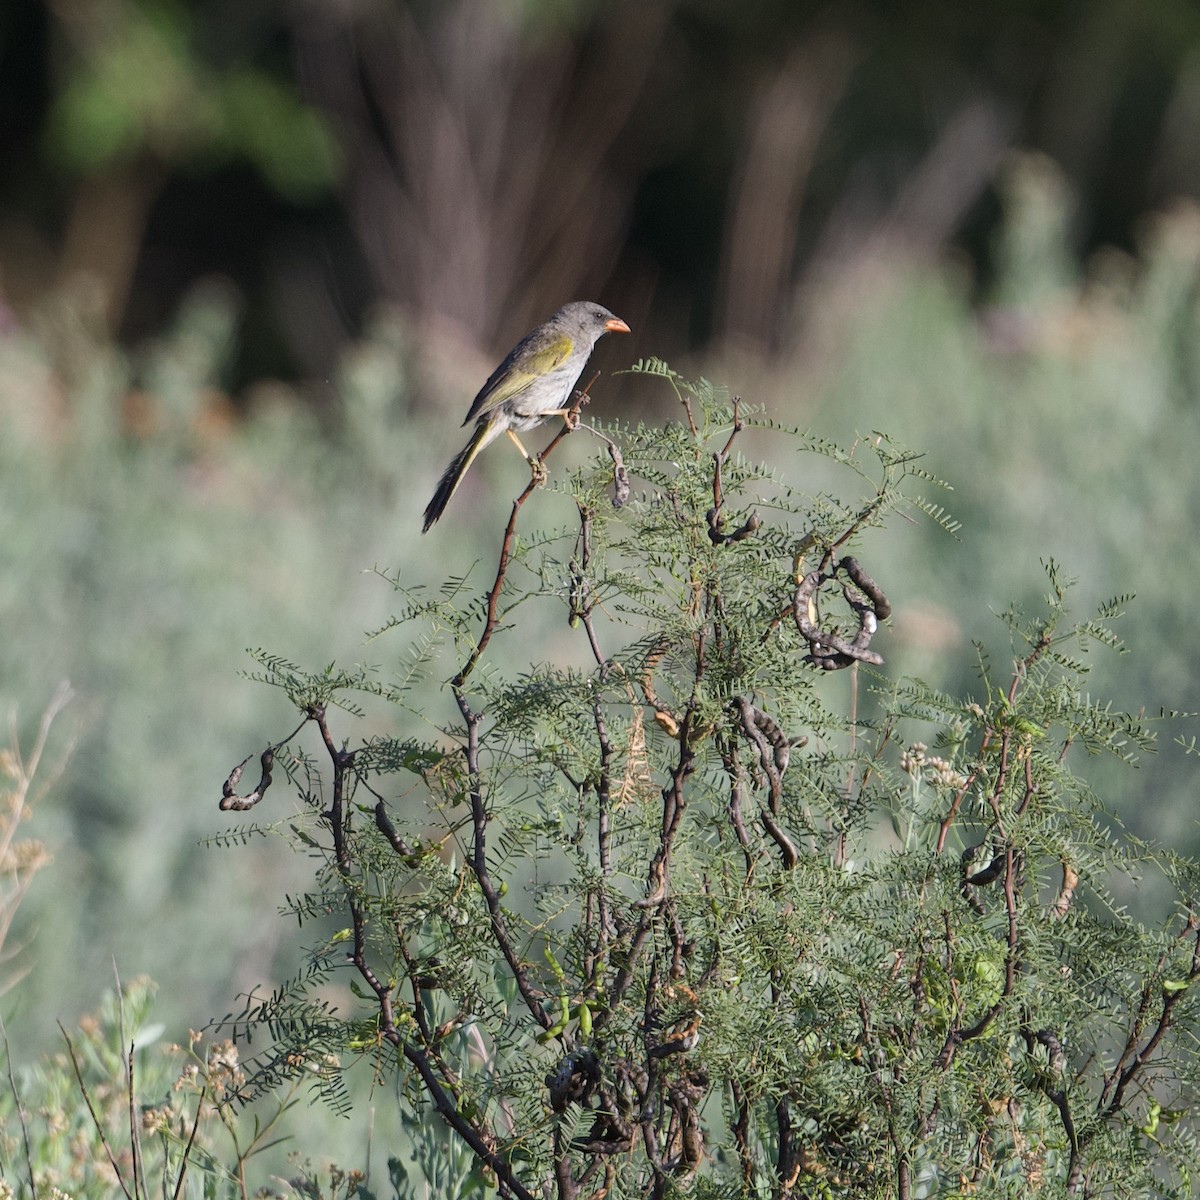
(218, 365), (1200, 1198)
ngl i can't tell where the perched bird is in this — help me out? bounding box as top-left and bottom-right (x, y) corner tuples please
(422, 301), (630, 532)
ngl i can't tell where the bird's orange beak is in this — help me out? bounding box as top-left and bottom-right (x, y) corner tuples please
(605, 317), (631, 334)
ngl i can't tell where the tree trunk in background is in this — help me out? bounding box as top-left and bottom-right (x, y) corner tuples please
(58, 158), (165, 335)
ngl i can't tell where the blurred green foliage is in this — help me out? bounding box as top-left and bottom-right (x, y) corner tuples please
(44, 0), (339, 197)
(807, 157), (1200, 865)
(0, 976), (312, 1197)
(0, 283), (434, 1060)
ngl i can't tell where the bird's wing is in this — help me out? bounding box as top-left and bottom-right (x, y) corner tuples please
(464, 331), (575, 423)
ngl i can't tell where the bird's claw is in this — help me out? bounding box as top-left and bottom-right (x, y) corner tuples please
(531, 458), (549, 487)
(563, 407), (582, 431)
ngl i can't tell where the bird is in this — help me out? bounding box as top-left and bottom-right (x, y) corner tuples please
(422, 301), (630, 532)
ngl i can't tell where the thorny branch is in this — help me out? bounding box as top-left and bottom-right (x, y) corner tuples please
(215, 385), (606, 1198)
(431, 379), (648, 1198)
(1100, 914), (1200, 1120)
(707, 398), (761, 545)
(432, 390), (615, 1047)
(310, 696), (542, 1200)
(731, 696), (801, 868)
(936, 624), (1052, 853)
(453, 384), (595, 691)
(422, 400), (887, 1196)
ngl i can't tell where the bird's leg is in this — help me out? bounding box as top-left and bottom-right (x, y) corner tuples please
(506, 428), (548, 485)
(548, 396), (587, 430)
(550, 407), (583, 431)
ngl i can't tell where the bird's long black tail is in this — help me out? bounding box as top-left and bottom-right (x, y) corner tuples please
(422, 418), (497, 532)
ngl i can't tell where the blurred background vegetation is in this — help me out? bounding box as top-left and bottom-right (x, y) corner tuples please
(3, 0), (1200, 1179)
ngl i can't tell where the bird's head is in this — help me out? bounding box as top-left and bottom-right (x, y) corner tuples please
(559, 301), (631, 345)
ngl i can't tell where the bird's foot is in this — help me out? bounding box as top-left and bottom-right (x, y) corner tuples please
(530, 458), (549, 487)
(562, 406), (582, 431)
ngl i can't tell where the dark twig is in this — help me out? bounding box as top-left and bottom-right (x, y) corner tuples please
(1099, 915), (1200, 1120)
(172, 1082), (208, 1200)
(60, 1020), (136, 1200)
(304, 698), (539, 1200)
(373, 799), (416, 858)
(574, 505), (616, 949)
(398, 1034), (538, 1200)
(454, 384), (593, 691)
(444, 443), (566, 1028)
(731, 1079), (756, 1193)
(936, 845), (1021, 1071)
(218, 715), (309, 811)
(2, 1017), (38, 1200)
(1020, 1026), (1079, 1187)
(705, 398), (761, 545)
(127, 1042), (143, 1200)
(935, 628), (1052, 854)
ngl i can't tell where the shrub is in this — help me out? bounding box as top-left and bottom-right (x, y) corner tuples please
(215, 366), (1199, 1198)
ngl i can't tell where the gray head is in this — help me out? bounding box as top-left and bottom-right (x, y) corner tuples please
(552, 301), (631, 345)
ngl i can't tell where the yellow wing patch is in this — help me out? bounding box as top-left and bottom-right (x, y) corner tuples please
(466, 332), (574, 421)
